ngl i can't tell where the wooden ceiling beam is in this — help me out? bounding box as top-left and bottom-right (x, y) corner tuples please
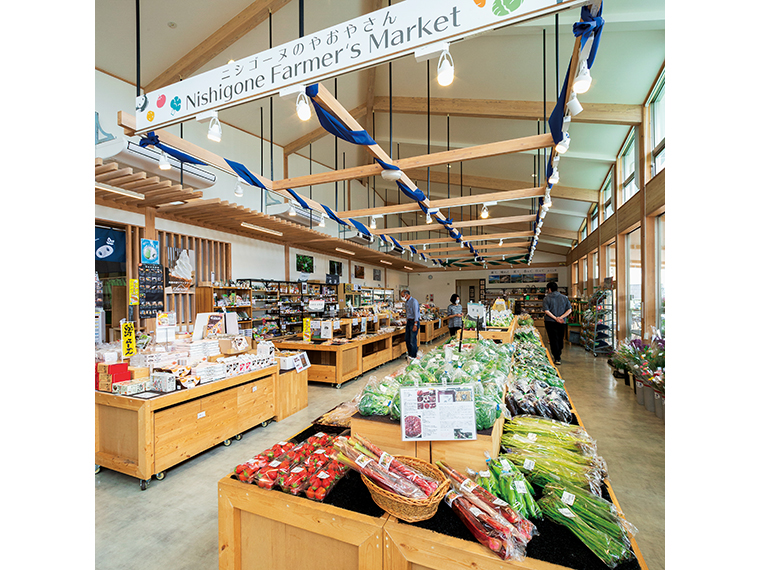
(335, 186), (544, 218)
(144, 0), (293, 92)
(371, 214), (535, 236)
(372, 96), (642, 126)
(398, 230), (533, 246)
(283, 103), (367, 155)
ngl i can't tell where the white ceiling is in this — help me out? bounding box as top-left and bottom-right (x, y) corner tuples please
(95, 0), (665, 252)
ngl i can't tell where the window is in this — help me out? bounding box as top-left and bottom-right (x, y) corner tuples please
(601, 174), (614, 221)
(580, 220), (587, 241)
(572, 262), (579, 297)
(627, 228), (642, 339)
(581, 257), (588, 296)
(649, 72), (665, 175)
(589, 204), (599, 233)
(591, 250), (599, 288)
(606, 242), (616, 282)
(656, 213), (665, 334)
(620, 131), (638, 204)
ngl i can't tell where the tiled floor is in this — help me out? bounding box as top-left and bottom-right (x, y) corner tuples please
(95, 338), (664, 570)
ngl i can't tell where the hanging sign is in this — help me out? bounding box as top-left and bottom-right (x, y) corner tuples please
(129, 279), (140, 306)
(121, 321), (137, 358)
(140, 239), (160, 265)
(135, 0), (585, 133)
(95, 227), (126, 263)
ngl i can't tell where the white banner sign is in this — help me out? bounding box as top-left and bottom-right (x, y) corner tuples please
(400, 385), (477, 441)
(135, 0), (584, 133)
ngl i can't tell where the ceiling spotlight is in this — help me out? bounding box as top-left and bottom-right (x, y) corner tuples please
(567, 92), (583, 116)
(544, 195), (553, 208)
(381, 169), (403, 181)
(549, 168), (560, 185)
(555, 131), (571, 154)
(480, 204), (489, 219)
(573, 60), (592, 94)
(296, 91), (311, 121)
(426, 212), (432, 224)
(369, 215), (377, 229)
(318, 212), (326, 227)
(234, 178), (244, 197)
(158, 150), (172, 171)
(437, 48), (454, 86)
(288, 201), (297, 216)
(423, 243), (427, 251)
(502, 255), (506, 261)
(499, 238), (504, 246)
(207, 112), (222, 142)
(539, 208), (547, 219)
(460, 241), (464, 249)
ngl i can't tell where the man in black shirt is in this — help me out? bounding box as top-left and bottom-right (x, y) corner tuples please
(543, 282), (572, 365)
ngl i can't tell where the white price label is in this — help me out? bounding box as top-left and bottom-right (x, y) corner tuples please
(291, 467), (304, 473)
(379, 452), (393, 470)
(561, 491), (576, 506)
(500, 459), (512, 472)
(252, 386), (258, 392)
(523, 459), (535, 471)
(527, 433), (538, 442)
(278, 441), (288, 446)
(356, 454), (372, 468)
(269, 460), (281, 468)
(460, 478), (477, 494)
(314, 449), (326, 455)
(469, 506), (485, 518)
(197, 411), (206, 419)
(493, 498), (509, 507)
(558, 507), (576, 518)
(445, 490), (461, 507)
(317, 470), (330, 479)
(513, 480), (528, 494)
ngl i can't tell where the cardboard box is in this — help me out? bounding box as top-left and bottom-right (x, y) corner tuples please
(129, 366), (150, 380)
(97, 362), (129, 375)
(96, 379), (112, 393)
(150, 372), (176, 393)
(218, 337), (250, 355)
(113, 379), (148, 396)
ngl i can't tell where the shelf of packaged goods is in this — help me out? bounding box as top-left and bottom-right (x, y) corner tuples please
(95, 366), (278, 485)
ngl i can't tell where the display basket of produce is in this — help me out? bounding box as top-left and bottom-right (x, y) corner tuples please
(361, 455), (450, 523)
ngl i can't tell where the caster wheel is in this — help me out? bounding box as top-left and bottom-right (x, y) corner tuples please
(95, 465), (101, 474)
(261, 420), (270, 428)
(234, 434), (243, 441)
(223, 439), (232, 446)
(155, 472), (166, 481)
(140, 479), (150, 491)
(335, 383), (343, 390)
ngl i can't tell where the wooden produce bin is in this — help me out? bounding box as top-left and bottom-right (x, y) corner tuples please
(420, 316), (451, 343)
(274, 339), (362, 387)
(95, 365), (277, 488)
(462, 328), (512, 343)
(429, 415), (505, 476)
(274, 367), (308, 421)
(350, 413), (430, 462)
(218, 475), (388, 570)
(361, 333), (393, 372)
(391, 330), (408, 360)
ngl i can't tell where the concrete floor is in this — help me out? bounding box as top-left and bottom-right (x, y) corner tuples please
(95, 338), (664, 570)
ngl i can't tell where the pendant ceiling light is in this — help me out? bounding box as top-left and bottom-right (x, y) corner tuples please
(318, 212), (326, 227)
(207, 112), (222, 142)
(437, 49), (454, 86)
(288, 201), (297, 216)
(158, 150), (171, 171)
(296, 91), (311, 121)
(573, 60), (592, 94)
(234, 178), (244, 197)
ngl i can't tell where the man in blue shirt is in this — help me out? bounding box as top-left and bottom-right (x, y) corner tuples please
(401, 290), (420, 359)
(543, 282), (572, 365)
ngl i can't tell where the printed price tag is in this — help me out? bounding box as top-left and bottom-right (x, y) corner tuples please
(291, 467), (304, 473)
(500, 459), (512, 472)
(197, 411), (206, 419)
(523, 459), (535, 471)
(493, 498), (509, 507)
(445, 490), (461, 507)
(527, 433), (538, 442)
(278, 441), (288, 446)
(460, 478), (477, 494)
(317, 470), (330, 479)
(558, 507), (576, 518)
(469, 506), (485, 518)
(561, 491), (576, 506)
(269, 460), (281, 468)
(353, 318), (358, 326)
(314, 449), (326, 455)
(315, 432), (325, 438)
(379, 452), (393, 470)
(356, 454), (372, 468)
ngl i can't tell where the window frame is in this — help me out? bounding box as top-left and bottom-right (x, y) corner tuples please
(649, 71), (665, 176)
(620, 130), (639, 204)
(601, 172), (614, 221)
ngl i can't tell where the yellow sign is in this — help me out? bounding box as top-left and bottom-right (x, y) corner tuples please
(129, 279), (139, 305)
(121, 321), (137, 358)
(302, 318), (311, 342)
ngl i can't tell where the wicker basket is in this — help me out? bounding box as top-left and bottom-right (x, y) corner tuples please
(361, 455), (450, 523)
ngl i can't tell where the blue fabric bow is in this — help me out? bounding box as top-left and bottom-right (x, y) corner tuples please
(286, 189), (310, 210)
(374, 157), (399, 171)
(139, 132), (207, 166)
(573, 3), (605, 68)
(396, 180), (428, 204)
(225, 158), (268, 189)
(321, 203), (349, 226)
(306, 84), (377, 146)
(348, 218), (372, 237)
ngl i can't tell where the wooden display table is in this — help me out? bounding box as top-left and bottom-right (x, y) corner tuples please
(419, 316), (452, 343)
(218, 473), (388, 570)
(275, 328), (414, 388)
(274, 367), (308, 421)
(95, 365), (277, 489)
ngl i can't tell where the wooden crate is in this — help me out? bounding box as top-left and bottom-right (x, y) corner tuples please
(218, 475), (387, 570)
(429, 415), (504, 475)
(274, 341), (363, 387)
(350, 414), (425, 461)
(274, 368), (308, 421)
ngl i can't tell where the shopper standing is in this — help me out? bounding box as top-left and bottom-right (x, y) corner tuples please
(543, 282), (572, 365)
(401, 290), (420, 359)
(447, 294), (463, 338)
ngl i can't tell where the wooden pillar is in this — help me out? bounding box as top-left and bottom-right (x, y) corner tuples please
(142, 207), (157, 333)
(639, 105), (656, 338)
(615, 238), (628, 342)
(284, 245), (290, 281)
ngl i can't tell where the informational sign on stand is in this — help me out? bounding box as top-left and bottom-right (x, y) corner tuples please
(293, 352), (311, 373)
(399, 384), (477, 441)
(308, 299), (326, 311)
(156, 312), (177, 344)
(121, 321), (137, 358)
(303, 317), (312, 342)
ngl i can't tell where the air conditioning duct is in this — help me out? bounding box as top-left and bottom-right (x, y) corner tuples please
(346, 231), (375, 246)
(381, 242), (405, 257)
(269, 202), (322, 227)
(95, 138), (217, 189)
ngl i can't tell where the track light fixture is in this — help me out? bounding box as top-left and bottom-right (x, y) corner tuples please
(234, 177), (244, 197)
(288, 201), (297, 216)
(555, 131), (571, 154)
(207, 112), (222, 142)
(158, 150), (172, 171)
(437, 48), (454, 86)
(549, 168), (559, 185)
(499, 238), (504, 247)
(425, 212), (432, 224)
(481, 204), (489, 219)
(318, 212), (325, 227)
(567, 92), (583, 116)
(296, 91), (311, 121)
(573, 60), (592, 94)
(369, 215), (377, 229)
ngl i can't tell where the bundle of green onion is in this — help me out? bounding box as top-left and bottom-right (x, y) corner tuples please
(538, 494), (635, 568)
(503, 416), (597, 455)
(500, 446), (604, 497)
(477, 456), (541, 520)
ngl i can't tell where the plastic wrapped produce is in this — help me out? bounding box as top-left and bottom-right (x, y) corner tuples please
(303, 459), (349, 502)
(357, 376), (399, 416)
(483, 454), (541, 520)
